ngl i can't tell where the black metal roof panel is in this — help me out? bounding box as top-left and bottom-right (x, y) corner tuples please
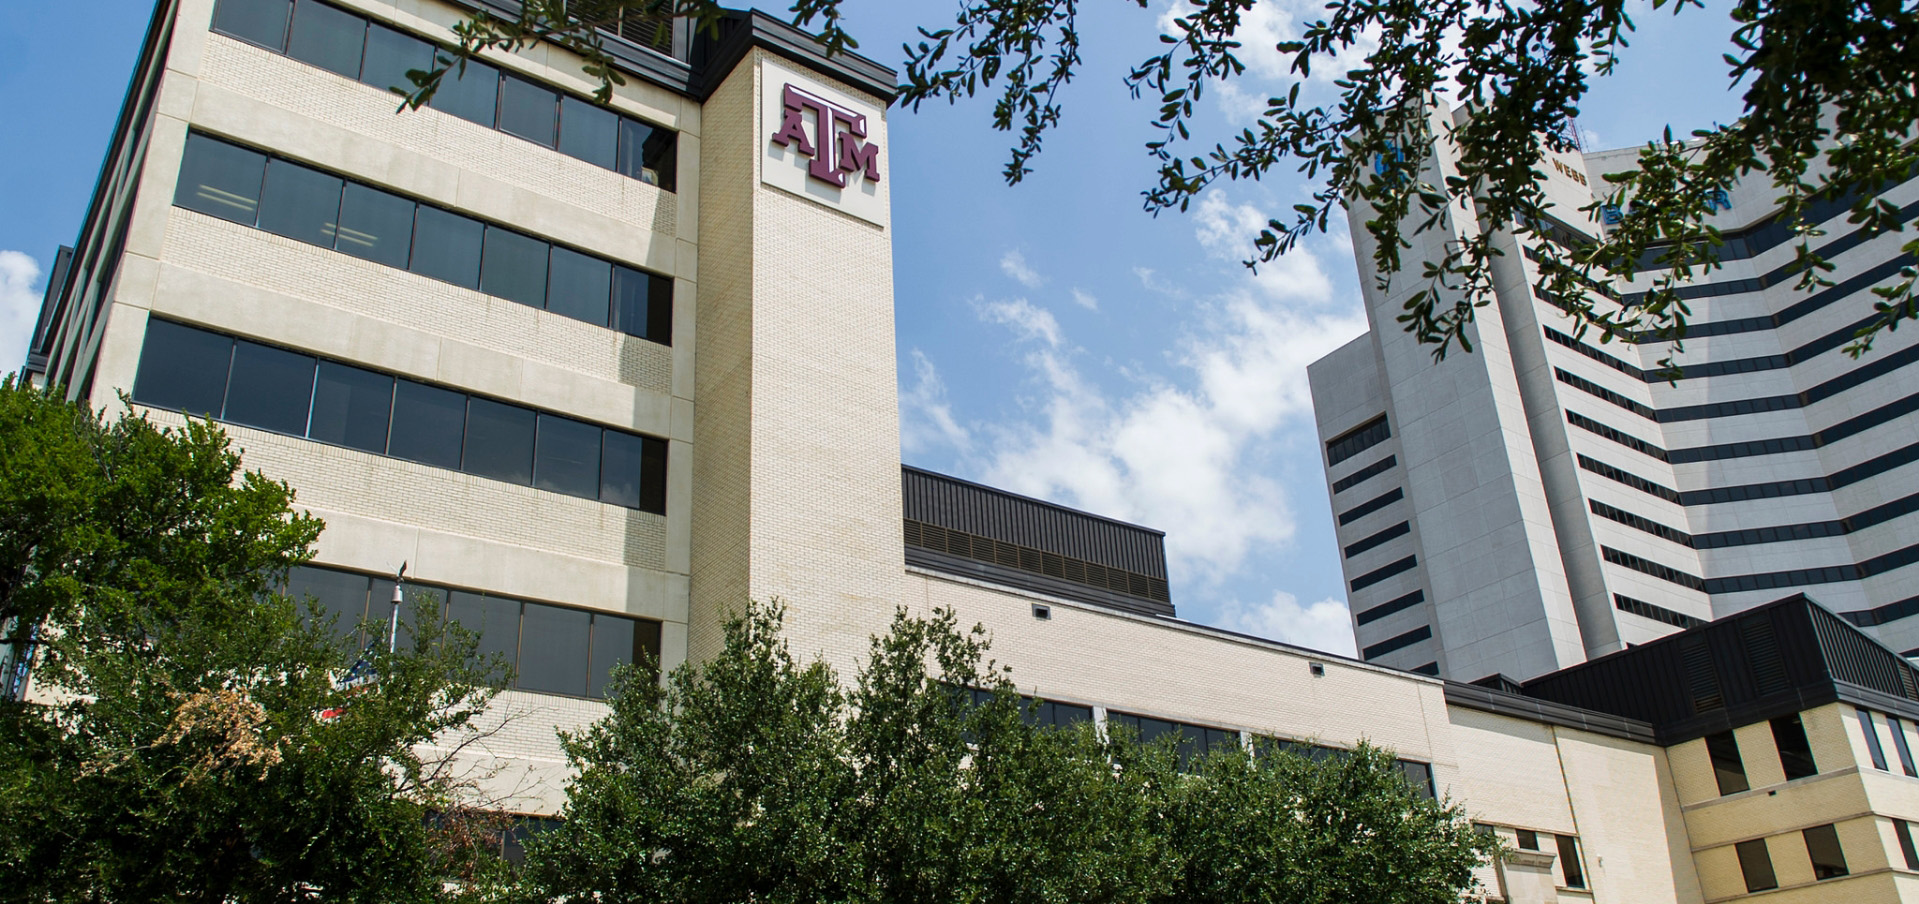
(1520, 594), (1919, 745)
(902, 466), (1174, 616)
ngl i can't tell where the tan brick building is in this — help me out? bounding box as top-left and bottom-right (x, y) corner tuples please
(16, 1), (1919, 900)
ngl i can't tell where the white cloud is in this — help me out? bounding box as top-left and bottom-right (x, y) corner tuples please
(0, 251), (42, 371)
(1194, 191), (1336, 306)
(999, 249), (1044, 288)
(971, 278), (1363, 584)
(1215, 591), (1357, 656)
(977, 297), (1063, 349)
(900, 348), (971, 455)
(1070, 287), (1099, 311)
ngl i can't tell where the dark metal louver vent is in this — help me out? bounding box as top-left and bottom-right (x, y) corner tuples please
(904, 518), (1172, 605)
(569, 1), (675, 54)
(1741, 616), (1791, 697)
(1682, 638), (1723, 713)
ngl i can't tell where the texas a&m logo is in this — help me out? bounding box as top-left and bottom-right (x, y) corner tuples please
(770, 83), (882, 189)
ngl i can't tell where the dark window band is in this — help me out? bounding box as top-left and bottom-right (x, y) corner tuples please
(1555, 368), (1654, 420)
(1410, 662), (1440, 676)
(1544, 326), (1644, 380)
(1614, 594), (1705, 629)
(1363, 624), (1432, 660)
(1601, 546), (1705, 591)
(1355, 589), (1424, 626)
(1326, 415), (1390, 466)
(174, 131), (673, 345)
(1661, 341), (1919, 423)
(1630, 181), (1917, 271)
(1668, 391), (1919, 464)
(1626, 249), (1919, 336)
(132, 318), (668, 513)
(1332, 455), (1396, 494)
(1337, 487), (1403, 526)
(1568, 410), (1668, 461)
(1350, 555), (1418, 592)
(210, 0), (676, 188)
(1589, 499), (1692, 547)
(1344, 521), (1411, 558)
(902, 518), (1170, 604)
(1704, 541), (1919, 595)
(1577, 454), (1681, 504)
(1680, 439), (1919, 506)
(287, 563), (661, 699)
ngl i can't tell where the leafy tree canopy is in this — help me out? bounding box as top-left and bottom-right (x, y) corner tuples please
(524, 599), (1496, 904)
(414, 0), (1917, 372)
(0, 380), (503, 903)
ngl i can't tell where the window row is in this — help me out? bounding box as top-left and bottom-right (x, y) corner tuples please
(1577, 454), (1682, 504)
(1344, 521), (1410, 558)
(132, 319), (668, 513)
(1734, 824), (1850, 893)
(1355, 589), (1424, 627)
(1703, 716), (1819, 799)
(1350, 555), (1417, 593)
(1337, 487), (1403, 526)
(1567, 410), (1668, 462)
(1613, 594), (1704, 629)
(1501, 826), (1588, 890)
(1856, 708), (1919, 776)
(209, 0), (676, 188)
(1589, 499), (1692, 548)
(175, 132), (673, 344)
(286, 564), (663, 700)
(1326, 415), (1390, 466)
(1544, 326), (1643, 381)
(1362, 624), (1431, 661)
(1600, 546), (1705, 592)
(1555, 367), (1654, 421)
(1331, 454), (1395, 494)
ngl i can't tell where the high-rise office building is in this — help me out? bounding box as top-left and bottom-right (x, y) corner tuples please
(1310, 101), (1919, 682)
(21, 6), (1919, 899)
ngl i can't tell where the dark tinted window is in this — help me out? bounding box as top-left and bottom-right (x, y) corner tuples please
(360, 22), (431, 96)
(498, 76), (558, 147)
(534, 414), (601, 499)
(1890, 715), (1918, 776)
(387, 379), (465, 469)
(1860, 708), (1890, 769)
(614, 266), (672, 343)
(287, 565), (370, 643)
(1555, 835), (1585, 888)
(462, 398), (535, 485)
(409, 206), (484, 288)
(223, 340), (316, 435)
(1705, 730), (1748, 795)
(1804, 824), (1848, 879)
(447, 590), (520, 679)
(335, 182), (415, 269)
(212, 0), (291, 50)
(618, 117), (676, 189)
(1516, 829), (1540, 850)
(517, 602), (590, 696)
(480, 226), (549, 307)
(309, 361), (392, 452)
(133, 320), (234, 416)
(1735, 839), (1777, 892)
(546, 247), (612, 326)
(430, 57), (499, 127)
(175, 133), (267, 224)
(256, 159), (343, 246)
(286, 0), (365, 77)
(557, 97), (618, 169)
(601, 431), (665, 512)
(1897, 820), (1919, 870)
(1770, 715), (1818, 780)
(587, 614), (638, 698)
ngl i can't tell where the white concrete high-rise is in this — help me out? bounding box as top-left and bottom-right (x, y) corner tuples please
(1310, 102), (1919, 682)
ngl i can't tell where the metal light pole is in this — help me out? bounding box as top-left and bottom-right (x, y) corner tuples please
(387, 562), (407, 654)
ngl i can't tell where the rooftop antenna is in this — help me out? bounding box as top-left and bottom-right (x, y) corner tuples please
(387, 562), (408, 654)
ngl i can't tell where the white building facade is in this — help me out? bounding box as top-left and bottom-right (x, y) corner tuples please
(1310, 102), (1919, 683)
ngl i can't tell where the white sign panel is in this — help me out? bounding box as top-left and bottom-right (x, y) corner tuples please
(760, 61), (886, 225)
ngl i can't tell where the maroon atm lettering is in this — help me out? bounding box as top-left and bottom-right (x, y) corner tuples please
(770, 84), (881, 188)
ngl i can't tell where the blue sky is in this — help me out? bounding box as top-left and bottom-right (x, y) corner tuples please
(0, 0), (1744, 655)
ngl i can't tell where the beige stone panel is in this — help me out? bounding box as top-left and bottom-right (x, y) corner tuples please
(907, 573), (1446, 758)
(1555, 732), (1702, 904)
(155, 212), (674, 406)
(1769, 831), (1818, 889)
(1670, 737), (1722, 807)
(1691, 843), (1744, 902)
(1807, 702), (1871, 773)
(1718, 871), (1907, 904)
(1861, 770), (1919, 825)
(192, 36), (680, 256)
(1447, 707), (1578, 834)
(1837, 815), (1895, 875)
(1683, 772), (1870, 848)
(1736, 720), (1788, 789)
(126, 106), (194, 265)
(86, 303), (153, 416)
